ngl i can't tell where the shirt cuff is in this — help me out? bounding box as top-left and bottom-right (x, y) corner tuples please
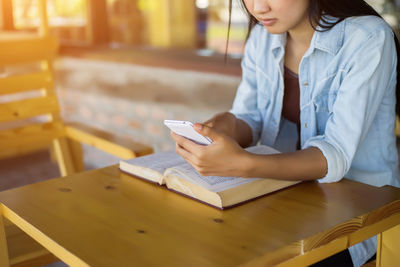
(303, 137), (347, 183)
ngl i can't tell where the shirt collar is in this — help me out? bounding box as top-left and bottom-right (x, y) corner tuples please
(270, 32), (287, 58)
(311, 16), (345, 56)
(268, 16), (345, 57)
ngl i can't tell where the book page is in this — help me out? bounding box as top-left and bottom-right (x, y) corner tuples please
(121, 151), (186, 174)
(165, 145), (280, 192)
(166, 163), (257, 192)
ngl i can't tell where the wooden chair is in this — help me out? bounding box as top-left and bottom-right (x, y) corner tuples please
(396, 118), (400, 137)
(0, 0), (153, 265)
(0, 0), (153, 172)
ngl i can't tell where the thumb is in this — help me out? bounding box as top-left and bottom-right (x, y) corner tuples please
(202, 118), (214, 127)
(193, 123), (220, 141)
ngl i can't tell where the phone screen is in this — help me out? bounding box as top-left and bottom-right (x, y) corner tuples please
(164, 120), (212, 145)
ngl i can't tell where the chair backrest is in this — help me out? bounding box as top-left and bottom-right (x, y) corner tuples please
(0, 0), (65, 160)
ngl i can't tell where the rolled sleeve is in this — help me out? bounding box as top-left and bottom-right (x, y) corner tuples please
(304, 137), (347, 183)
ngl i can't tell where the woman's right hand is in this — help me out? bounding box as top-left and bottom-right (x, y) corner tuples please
(203, 112), (237, 138)
(203, 112), (253, 147)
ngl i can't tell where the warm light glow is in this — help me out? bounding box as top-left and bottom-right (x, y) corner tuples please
(196, 0), (209, 9)
(12, 0), (87, 28)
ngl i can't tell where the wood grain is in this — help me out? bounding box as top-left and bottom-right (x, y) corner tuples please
(52, 138), (76, 176)
(0, 71), (53, 95)
(0, 36), (57, 65)
(66, 138), (84, 173)
(0, 210), (10, 267)
(362, 260), (376, 267)
(38, 0), (49, 36)
(396, 118), (400, 137)
(5, 223), (58, 267)
(11, 253), (59, 267)
(378, 224), (400, 267)
(65, 122), (154, 158)
(2, 205), (88, 267)
(0, 122), (64, 151)
(0, 96), (60, 123)
(0, 1), (152, 264)
(0, 165), (399, 266)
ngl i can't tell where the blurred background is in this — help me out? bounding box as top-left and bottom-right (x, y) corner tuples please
(2, 0), (250, 54)
(1, 0), (400, 191)
(3, 0), (399, 51)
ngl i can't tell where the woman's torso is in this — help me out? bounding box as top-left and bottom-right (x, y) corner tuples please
(231, 16), (399, 266)
(232, 16), (399, 188)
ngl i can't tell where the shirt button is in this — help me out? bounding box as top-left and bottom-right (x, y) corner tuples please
(302, 81), (309, 86)
(304, 123), (308, 128)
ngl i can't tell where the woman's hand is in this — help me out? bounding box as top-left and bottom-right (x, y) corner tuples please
(170, 122), (327, 181)
(171, 123), (250, 177)
(203, 112), (253, 147)
(203, 112), (238, 139)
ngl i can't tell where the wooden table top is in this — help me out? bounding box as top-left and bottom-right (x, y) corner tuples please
(1, 165), (400, 266)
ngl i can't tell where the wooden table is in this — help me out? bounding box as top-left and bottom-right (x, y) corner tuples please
(1, 165), (400, 266)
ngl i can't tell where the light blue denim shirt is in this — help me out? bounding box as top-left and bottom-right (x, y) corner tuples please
(230, 16), (399, 266)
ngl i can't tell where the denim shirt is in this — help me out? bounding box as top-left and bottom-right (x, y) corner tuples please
(230, 16), (399, 266)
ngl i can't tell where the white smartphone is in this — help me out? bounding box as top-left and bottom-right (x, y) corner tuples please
(164, 119), (212, 145)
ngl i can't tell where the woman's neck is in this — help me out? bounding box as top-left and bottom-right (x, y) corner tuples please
(284, 18), (315, 74)
(287, 17), (315, 50)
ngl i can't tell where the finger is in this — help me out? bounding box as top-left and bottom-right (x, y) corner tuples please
(202, 118), (215, 127)
(171, 131), (201, 153)
(175, 143), (198, 167)
(193, 123), (221, 141)
(175, 143), (207, 168)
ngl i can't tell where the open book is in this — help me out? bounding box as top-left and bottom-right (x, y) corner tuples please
(119, 145), (299, 209)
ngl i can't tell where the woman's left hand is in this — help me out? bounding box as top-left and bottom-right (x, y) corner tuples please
(171, 123), (250, 177)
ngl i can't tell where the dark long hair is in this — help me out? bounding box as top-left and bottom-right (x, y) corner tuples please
(228, 0), (400, 117)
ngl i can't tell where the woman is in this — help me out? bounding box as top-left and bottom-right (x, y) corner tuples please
(171, 0), (400, 266)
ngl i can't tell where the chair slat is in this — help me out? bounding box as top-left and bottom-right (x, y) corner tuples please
(0, 36), (57, 65)
(0, 71), (53, 95)
(0, 122), (65, 151)
(0, 96), (60, 123)
(0, 141), (52, 160)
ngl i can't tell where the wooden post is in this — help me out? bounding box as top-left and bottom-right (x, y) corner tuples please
(377, 233), (382, 267)
(52, 138), (76, 176)
(38, 0), (49, 36)
(145, 0), (170, 47)
(377, 224), (400, 267)
(86, 0), (109, 45)
(67, 139), (84, 173)
(0, 0), (14, 31)
(169, 0), (196, 48)
(0, 208), (10, 267)
(145, 0), (196, 48)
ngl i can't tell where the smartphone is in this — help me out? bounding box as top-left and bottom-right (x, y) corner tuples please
(164, 119), (212, 145)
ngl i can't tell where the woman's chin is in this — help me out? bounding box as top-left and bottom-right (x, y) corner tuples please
(263, 25), (286, 35)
